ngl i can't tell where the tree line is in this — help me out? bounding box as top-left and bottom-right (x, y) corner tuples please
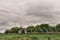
(5, 24), (60, 34)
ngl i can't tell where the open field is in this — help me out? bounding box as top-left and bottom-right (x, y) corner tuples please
(0, 34), (60, 40)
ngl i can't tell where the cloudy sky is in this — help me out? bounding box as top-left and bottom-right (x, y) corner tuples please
(0, 0), (60, 33)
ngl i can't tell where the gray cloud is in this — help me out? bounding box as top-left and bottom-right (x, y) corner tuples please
(0, 0), (60, 33)
(26, 0), (60, 24)
(26, 3), (53, 23)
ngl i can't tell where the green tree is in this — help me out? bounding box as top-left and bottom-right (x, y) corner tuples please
(35, 25), (43, 32)
(5, 30), (11, 34)
(26, 26), (35, 32)
(40, 24), (50, 32)
(56, 24), (60, 32)
(21, 28), (26, 34)
(18, 26), (27, 34)
(11, 27), (19, 33)
(51, 27), (57, 32)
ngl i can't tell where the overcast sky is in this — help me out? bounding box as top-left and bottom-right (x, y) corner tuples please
(0, 0), (60, 33)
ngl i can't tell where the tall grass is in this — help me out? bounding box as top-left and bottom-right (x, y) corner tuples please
(0, 34), (60, 40)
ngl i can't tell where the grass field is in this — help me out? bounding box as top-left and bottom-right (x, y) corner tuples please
(0, 34), (60, 40)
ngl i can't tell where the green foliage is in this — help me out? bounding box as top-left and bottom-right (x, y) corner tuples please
(40, 24), (50, 32)
(26, 26), (35, 32)
(56, 24), (60, 32)
(35, 25), (43, 32)
(5, 27), (19, 34)
(5, 30), (12, 34)
(5, 24), (60, 34)
(11, 27), (19, 33)
(21, 28), (25, 34)
(51, 27), (56, 32)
